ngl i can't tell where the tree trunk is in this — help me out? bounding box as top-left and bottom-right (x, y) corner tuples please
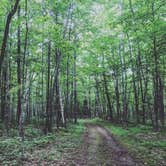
(103, 73), (113, 120)
(16, 6), (22, 125)
(73, 49), (77, 124)
(0, 0), (20, 71)
(45, 41), (51, 133)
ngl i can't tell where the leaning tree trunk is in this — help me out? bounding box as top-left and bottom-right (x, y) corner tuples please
(59, 80), (66, 128)
(0, 0), (20, 72)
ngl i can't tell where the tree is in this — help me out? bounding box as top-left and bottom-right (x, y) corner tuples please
(0, 0), (20, 71)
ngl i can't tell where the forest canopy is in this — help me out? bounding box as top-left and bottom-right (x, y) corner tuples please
(0, 0), (165, 137)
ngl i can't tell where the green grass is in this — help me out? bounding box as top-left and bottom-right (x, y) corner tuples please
(83, 118), (166, 166)
(0, 122), (85, 165)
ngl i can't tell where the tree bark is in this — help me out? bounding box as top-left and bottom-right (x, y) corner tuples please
(45, 41), (51, 133)
(16, 6), (22, 125)
(0, 0), (20, 71)
(103, 73), (113, 120)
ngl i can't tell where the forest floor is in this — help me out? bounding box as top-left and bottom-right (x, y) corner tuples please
(0, 119), (165, 166)
(23, 122), (139, 166)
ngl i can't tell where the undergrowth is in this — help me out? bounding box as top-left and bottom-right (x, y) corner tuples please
(0, 122), (85, 166)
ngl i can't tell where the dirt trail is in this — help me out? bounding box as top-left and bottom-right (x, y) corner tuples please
(71, 124), (139, 166)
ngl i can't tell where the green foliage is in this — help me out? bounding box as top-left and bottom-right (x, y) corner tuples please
(0, 0), (165, 164)
(0, 122), (85, 165)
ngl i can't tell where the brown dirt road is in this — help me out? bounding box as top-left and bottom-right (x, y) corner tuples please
(70, 124), (141, 166)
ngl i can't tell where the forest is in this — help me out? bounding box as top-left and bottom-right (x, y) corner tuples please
(0, 0), (165, 165)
